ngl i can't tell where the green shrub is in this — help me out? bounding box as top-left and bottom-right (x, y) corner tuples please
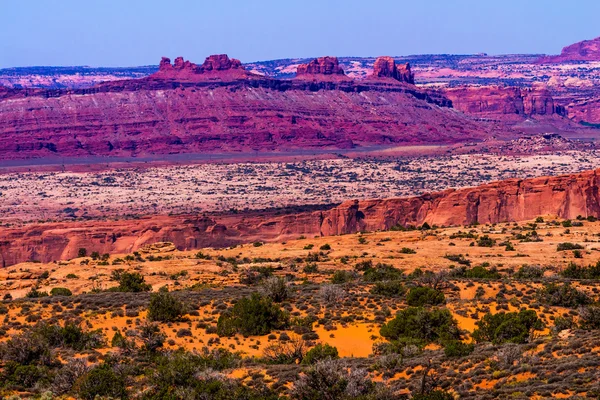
(111, 271), (152, 292)
(319, 244), (331, 251)
(363, 263), (404, 282)
(147, 291), (186, 322)
(557, 242), (584, 251)
(217, 293), (289, 337)
(477, 235), (496, 247)
(443, 340), (474, 358)
(50, 287), (72, 296)
(370, 280), (406, 297)
(561, 261), (600, 279)
(400, 247), (416, 254)
(77, 248), (87, 258)
(76, 364), (127, 400)
(406, 286), (446, 307)
(380, 307), (460, 344)
(331, 270), (355, 284)
(514, 265), (544, 279)
(537, 283), (591, 308)
(25, 289), (48, 298)
(302, 343), (339, 365)
(472, 310), (543, 344)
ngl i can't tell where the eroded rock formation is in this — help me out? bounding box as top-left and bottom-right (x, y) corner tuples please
(371, 56), (415, 84)
(2, 169), (600, 266)
(296, 57), (346, 77)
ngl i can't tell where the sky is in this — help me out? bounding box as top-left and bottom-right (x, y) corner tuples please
(1, 0), (599, 68)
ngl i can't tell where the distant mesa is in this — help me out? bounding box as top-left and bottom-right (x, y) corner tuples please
(370, 56), (415, 84)
(296, 57), (347, 77)
(538, 36), (600, 63)
(154, 54), (247, 79)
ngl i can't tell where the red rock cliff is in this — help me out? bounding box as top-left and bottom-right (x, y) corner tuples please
(444, 86), (565, 118)
(538, 36), (600, 63)
(0, 55), (492, 161)
(1, 169), (600, 266)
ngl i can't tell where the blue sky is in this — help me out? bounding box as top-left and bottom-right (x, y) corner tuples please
(1, 0), (599, 68)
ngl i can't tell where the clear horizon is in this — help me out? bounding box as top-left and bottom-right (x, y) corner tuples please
(1, 0), (599, 68)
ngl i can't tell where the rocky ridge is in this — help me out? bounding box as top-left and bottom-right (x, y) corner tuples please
(1, 168), (600, 266)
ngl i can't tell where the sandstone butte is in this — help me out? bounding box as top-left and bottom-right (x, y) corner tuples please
(538, 36), (600, 63)
(0, 53), (511, 161)
(2, 168), (600, 267)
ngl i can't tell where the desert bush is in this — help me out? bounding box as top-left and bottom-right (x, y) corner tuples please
(50, 287), (72, 296)
(443, 340), (474, 358)
(147, 291), (186, 322)
(292, 359), (388, 400)
(75, 363), (127, 400)
(472, 310), (543, 344)
(261, 276), (289, 303)
(139, 323), (166, 352)
(514, 264), (545, 279)
(262, 337), (307, 364)
(217, 293), (289, 337)
(109, 271), (152, 292)
(319, 284), (346, 304)
(406, 287), (446, 307)
(25, 289), (49, 298)
(380, 307), (460, 344)
(579, 305), (600, 329)
(537, 283), (591, 308)
(557, 242), (584, 251)
(370, 280), (405, 297)
(331, 270), (356, 284)
(561, 261), (600, 279)
(496, 343), (522, 366)
(51, 358), (89, 395)
(477, 235), (496, 247)
(302, 343), (339, 365)
(363, 263), (404, 282)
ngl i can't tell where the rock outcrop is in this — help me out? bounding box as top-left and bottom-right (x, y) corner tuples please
(152, 54), (246, 80)
(539, 37), (600, 63)
(0, 55), (495, 161)
(443, 86), (565, 118)
(296, 57), (346, 77)
(370, 56), (415, 84)
(2, 168), (600, 266)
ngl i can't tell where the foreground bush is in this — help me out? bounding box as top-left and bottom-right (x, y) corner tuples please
(537, 283), (591, 308)
(406, 286), (446, 307)
(472, 310), (543, 344)
(370, 280), (405, 297)
(75, 363), (128, 400)
(147, 291), (186, 322)
(380, 307), (460, 344)
(302, 343), (339, 365)
(561, 261), (600, 279)
(292, 359), (398, 400)
(217, 293), (289, 337)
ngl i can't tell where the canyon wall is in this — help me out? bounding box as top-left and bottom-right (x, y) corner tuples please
(443, 86), (566, 119)
(2, 169), (600, 266)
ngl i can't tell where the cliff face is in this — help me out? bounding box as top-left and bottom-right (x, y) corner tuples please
(2, 169), (600, 266)
(0, 54), (491, 160)
(443, 86), (565, 118)
(539, 37), (600, 63)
